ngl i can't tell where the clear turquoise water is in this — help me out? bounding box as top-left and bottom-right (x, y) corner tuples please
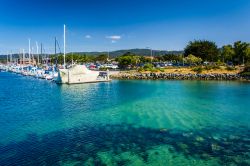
(0, 72), (250, 166)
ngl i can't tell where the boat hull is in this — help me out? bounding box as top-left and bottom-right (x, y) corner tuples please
(56, 65), (111, 84)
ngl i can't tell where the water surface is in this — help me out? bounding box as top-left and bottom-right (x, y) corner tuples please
(0, 72), (250, 165)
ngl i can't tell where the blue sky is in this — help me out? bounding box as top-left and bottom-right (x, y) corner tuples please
(0, 0), (250, 53)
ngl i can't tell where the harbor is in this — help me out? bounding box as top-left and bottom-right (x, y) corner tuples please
(0, 25), (111, 84)
(0, 63), (111, 84)
(0, 0), (250, 165)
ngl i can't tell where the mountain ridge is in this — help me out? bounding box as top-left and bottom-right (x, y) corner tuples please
(0, 49), (183, 59)
(72, 48), (183, 57)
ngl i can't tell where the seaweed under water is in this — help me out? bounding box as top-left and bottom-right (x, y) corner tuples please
(0, 123), (249, 166)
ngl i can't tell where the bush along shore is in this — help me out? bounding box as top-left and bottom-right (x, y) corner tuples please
(111, 72), (250, 81)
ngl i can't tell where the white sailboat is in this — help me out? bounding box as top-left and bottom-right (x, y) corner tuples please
(56, 25), (111, 84)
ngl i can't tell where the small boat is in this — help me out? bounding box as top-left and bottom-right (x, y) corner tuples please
(56, 65), (111, 84)
(45, 74), (53, 80)
(55, 25), (111, 84)
(35, 68), (44, 78)
(42, 69), (58, 80)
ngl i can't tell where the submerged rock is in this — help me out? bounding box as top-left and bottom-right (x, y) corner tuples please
(211, 143), (222, 151)
(160, 128), (168, 132)
(196, 136), (205, 142)
(178, 143), (188, 150)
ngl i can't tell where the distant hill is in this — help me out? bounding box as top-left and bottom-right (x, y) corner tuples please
(73, 49), (183, 58)
(0, 49), (183, 62)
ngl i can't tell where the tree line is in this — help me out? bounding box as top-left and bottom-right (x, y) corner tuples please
(49, 53), (109, 64)
(115, 40), (250, 69)
(184, 40), (250, 65)
(2, 40), (249, 68)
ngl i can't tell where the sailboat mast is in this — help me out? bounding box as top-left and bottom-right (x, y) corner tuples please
(36, 42), (39, 65)
(19, 49), (21, 65)
(41, 43), (43, 64)
(10, 51), (12, 63)
(29, 39), (31, 65)
(6, 51), (8, 64)
(64, 24), (66, 69)
(22, 49), (25, 65)
(55, 37), (57, 65)
(55, 37), (57, 55)
(31, 47), (34, 65)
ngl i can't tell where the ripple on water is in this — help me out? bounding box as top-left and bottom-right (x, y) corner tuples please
(0, 73), (250, 165)
(0, 124), (249, 165)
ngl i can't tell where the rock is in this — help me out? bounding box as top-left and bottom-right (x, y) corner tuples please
(211, 143), (221, 151)
(110, 72), (249, 81)
(196, 136), (205, 142)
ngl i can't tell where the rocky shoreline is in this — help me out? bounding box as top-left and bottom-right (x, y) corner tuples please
(111, 72), (250, 81)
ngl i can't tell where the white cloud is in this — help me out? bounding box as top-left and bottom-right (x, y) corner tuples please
(106, 35), (122, 40)
(85, 35), (92, 39)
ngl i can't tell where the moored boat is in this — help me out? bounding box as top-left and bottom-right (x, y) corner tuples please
(56, 65), (111, 84)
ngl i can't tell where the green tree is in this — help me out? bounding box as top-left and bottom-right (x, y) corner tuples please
(116, 52), (139, 69)
(95, 54), (108, 62)
(233, 41), (250, 64)
(244, 46), (250, 63)
(139, 56), (151, 63)
(221, 45), (234, 63)
(143, 63), (154, 70)
(52, 53), (94, 65)
(184, 54), (202, 65)
(184, 40), (219, 62)
(162, 54), (182, 62)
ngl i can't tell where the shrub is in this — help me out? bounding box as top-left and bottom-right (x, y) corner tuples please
(150, 68), (159, 72)
(204, 65), (221, 70)
(240, 72), (250, 76)
(226, 66), (236, 71)
(192, 66), (203, 73)
(158, 68), (165, 72)
(143, 63), (154, 71)
(184, 54), (202, 65)
(99, 67), (108, 71)
(216, 61), (226, 66)
(240, 64), (250, 76)
(138, 67), (144, 72)
(244, 64), (250, 72)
